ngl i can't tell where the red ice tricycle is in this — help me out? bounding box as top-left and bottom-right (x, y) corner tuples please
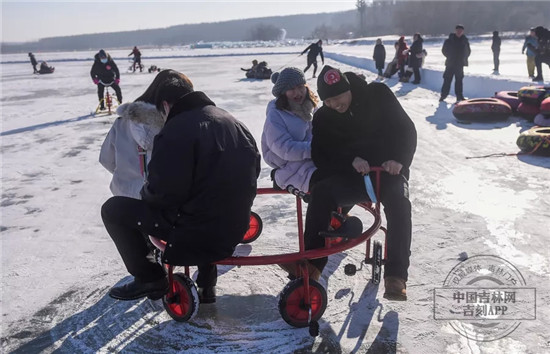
(149, 167), (387, 336)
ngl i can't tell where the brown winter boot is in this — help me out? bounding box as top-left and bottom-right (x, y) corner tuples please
(383, 276), (407, 301)
(278, 262), (321, 281)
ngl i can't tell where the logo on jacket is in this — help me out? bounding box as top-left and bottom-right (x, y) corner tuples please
(106, 65), (111, 70)
(324, 69), (341, 85)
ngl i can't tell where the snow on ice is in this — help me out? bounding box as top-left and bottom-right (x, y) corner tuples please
(1, 37), (549, 353)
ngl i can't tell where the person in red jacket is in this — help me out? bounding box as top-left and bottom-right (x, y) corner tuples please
(396, 36), (409, 81)
(128, 46), (142, 72)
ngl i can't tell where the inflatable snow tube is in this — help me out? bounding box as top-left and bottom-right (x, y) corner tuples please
(534, 113), (550, 127)
(516, 126), (550, 156)
(246, 70), (272, 80)
(540, 97), (550, 115)
(517, 85), (550, 105)
(516, 102), (540, 121)
(452, 98), (512, 122)
(38, 67), (55, 74)
(494, 91), (520, 111)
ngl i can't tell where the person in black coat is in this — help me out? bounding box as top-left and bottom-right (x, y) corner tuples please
(101, 71), (261, 303)
(491, 31), (501, 73)
(532, 26), (550, 81)
(28, 52), (38, 73)
(90, 49), (123, 109)
(307, 65), (417, 300)
(440, 25), (471, 102)
(408, 33), (424, 84)
(301, 39), (325, 78)
(373, 38), (386, 78)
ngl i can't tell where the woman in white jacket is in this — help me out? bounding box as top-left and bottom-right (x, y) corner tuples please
(261, 67), (318, 193)
(99, 70), (190, 199)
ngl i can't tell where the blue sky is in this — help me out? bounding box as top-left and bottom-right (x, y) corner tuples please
(1, 1), (356, 43)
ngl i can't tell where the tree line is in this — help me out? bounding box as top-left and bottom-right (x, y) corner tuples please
(2, 1), (548, 53)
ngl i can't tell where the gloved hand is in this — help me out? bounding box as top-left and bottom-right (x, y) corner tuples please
(115, 78), (120, 85)
(93, 78), (99, 85)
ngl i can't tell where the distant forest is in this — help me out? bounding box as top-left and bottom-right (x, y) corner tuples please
(2, 1), (549, 53)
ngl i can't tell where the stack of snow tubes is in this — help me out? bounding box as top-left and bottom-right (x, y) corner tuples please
(534, 97), (550, 127)
(515, 85), (550, 121)
(516, 96), (550, 156)
(452, 97), (512, 122)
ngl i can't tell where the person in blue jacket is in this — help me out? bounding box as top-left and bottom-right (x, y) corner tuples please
(522, 28), (538, 79)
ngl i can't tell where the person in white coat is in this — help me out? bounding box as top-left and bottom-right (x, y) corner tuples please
(99, 70), (190, 198)
(261, 67), (318, 193)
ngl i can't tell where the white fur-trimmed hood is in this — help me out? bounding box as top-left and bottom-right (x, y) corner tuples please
(116, 101), (164, 150)
(116, 101), (164, 129)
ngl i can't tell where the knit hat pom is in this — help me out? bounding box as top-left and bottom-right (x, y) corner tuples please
(271, 72), (280, 84)
(271, 67), (306, 97)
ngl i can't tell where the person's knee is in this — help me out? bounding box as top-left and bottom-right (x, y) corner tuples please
(101, 196), (122, 222)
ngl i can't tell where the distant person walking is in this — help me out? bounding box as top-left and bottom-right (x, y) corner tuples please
(491, 31), (501, 74)
(128, 46), (142, 72)
(531, 26), (550, 82)
(522, 28), (538, 79)
(301, 39), (324, 78)
(440, 24), (471, 103)
(28, 52), (38, 74)
(408, 33), (423, 84)
(373, 38), (386, 79)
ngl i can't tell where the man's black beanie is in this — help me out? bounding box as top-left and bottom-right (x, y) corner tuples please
(316, 65), (351, 101)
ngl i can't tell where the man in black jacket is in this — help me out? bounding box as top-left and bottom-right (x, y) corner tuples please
(307, 65), (417, 300)
(532, 26), (550, 82)
(301, 39), (325, 78)
(440, 25), (471, 102)
(90, 49), (123, 110)
(101, 72), (261, 303)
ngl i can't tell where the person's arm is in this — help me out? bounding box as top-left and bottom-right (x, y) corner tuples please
(112, 61), (120, 80)
(301, 44), (312, 55)
(320, 48), (324, 64)
(442, 39), (449, 58)
(99, 121), (118, 173)
(264, 108), (311, 162)
(375, 83), (417, 170)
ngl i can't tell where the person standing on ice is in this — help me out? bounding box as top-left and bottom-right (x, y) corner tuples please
(28, 52), (38, 73)
(396, 36), (409, 81)
(491, 31), (501, 74)
(522, 28), (538, 79)
(101, 71), (260, 303)
(128, 46), (142, 72)
(531, 25), (550, 82)
(301, 39), (324, 78)
(90, 49), (123, 110)
(307, 65), (416, 300)
(408, 33), (423, 84)
(373, 38), (386, 79)
(439, 24), (471, 102)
